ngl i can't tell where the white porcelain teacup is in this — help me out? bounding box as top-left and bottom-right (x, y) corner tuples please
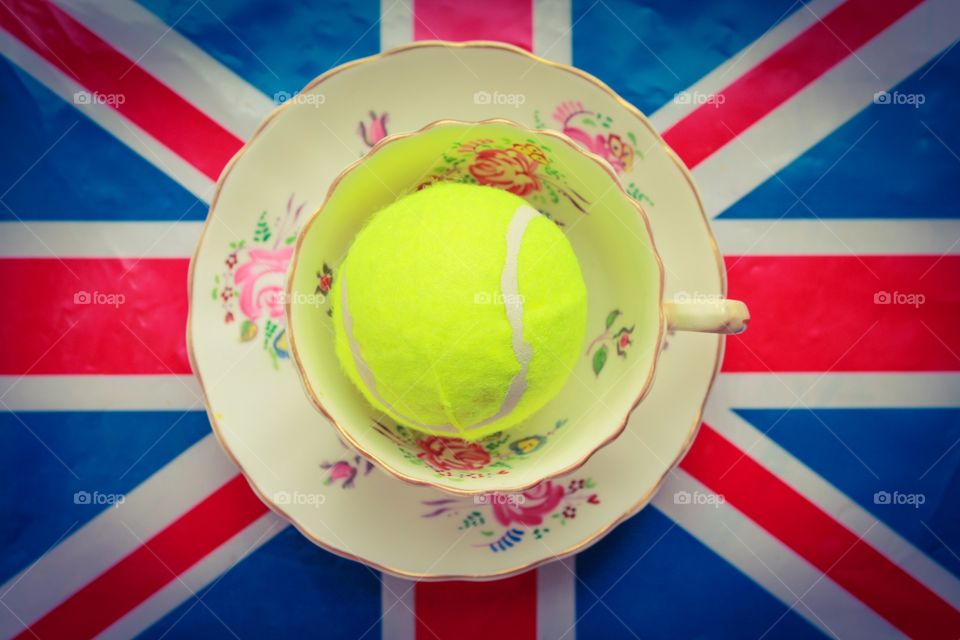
(286, 119), (747, 496)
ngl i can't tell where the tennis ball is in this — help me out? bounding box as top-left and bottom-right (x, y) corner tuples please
(332, 183), (587, 441)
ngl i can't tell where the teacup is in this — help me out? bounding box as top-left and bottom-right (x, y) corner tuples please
(286, 119), (747, 496)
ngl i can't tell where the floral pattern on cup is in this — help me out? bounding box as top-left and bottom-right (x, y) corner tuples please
(416, 138), (589, 215)
(358, 111), (389, 148)
(212, 195), (312, 368)
(417, 436), (491, 471)
(586, 309), (636, 376)
(373, 419), (568, 481)
(420, 477), (600, 552)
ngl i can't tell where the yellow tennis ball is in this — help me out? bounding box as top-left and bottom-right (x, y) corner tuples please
(332, 183), (587, 441)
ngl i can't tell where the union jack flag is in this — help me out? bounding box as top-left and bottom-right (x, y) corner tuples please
(1, 0), (958, 638)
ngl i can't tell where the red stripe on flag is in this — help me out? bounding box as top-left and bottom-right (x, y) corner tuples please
(723, 255), (960, 372)
(0, 0), (242, 181)
(681, 425), (960, 639)
(408, 3), (538, 636)
(14, 474), (266, 640)
(661, 0), (923, 169)
(0, 258), (190, 375)
(3, 255), (957, 375)
(412, 0), (534, 51)
(415, 571), (538, 640)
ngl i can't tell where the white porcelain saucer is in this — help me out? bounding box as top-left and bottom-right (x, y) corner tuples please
(188, 41), (724, 580)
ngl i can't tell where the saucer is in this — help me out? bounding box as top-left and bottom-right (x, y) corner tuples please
(188, 41), (724, 580)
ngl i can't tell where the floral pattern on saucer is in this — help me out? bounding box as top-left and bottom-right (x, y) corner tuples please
(211, 195), (311, 368)
(535, 100), (655, 209)
(320, 453), (374, 489)
(586, 309), (636, 376)
(373, 419), (568, 481)
(421, 477), (600, 552)
(416, 138), (589, 215)
(535, 100), (641, 174)
(358, 110), (389, 148)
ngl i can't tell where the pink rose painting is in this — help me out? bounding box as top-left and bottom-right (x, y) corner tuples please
(212, 196), (310, 368)
(234, 246), (293, 321)
(420, 476), (599, 553)
(490, 481), (565, 527)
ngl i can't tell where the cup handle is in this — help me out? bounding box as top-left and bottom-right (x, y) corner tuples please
(664, 299), (750, 334)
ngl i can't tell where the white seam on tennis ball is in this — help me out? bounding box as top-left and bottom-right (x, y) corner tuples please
(340, 203), (537, 436)
(465, 203), (538, 430)
(340, 271), (459, 435)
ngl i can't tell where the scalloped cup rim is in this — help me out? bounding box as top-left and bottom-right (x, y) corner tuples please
(285, 117), (666, 497)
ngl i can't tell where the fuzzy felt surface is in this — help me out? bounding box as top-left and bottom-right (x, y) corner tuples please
(332, 183), (587, 440)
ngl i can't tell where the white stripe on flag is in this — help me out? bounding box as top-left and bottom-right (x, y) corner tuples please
(5, 219), (960, 258)
(379, 0), (413, 52)
(8, 373), (957, 413)
(537, 557), (577, 640)
(0, 375), (202, 411)
(712, 219), (960, 256)
(96, 512), (285, 640)
(654, 470), (905, 639)
(381, 574), (416, 640)
(0, 31), (215, 203)
(0, 434), (238, 638)
(693, 0), (960, 219)
(713, 373), (960, 409)
(0, 221), (204, 258)
(533, 0), (572, 65)
(51, 0), (275, 139)
(703, 404), (960, 612)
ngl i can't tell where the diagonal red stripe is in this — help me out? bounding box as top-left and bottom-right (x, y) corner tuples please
(662, 0), (924, 169)
(14, 474), (266, 640)
(0, 0), (242, 181)
(413, 0), (533, 52)
(681, 425), (960, 638)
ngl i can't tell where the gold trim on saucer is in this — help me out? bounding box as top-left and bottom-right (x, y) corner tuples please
(187, 40), (725, 581)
